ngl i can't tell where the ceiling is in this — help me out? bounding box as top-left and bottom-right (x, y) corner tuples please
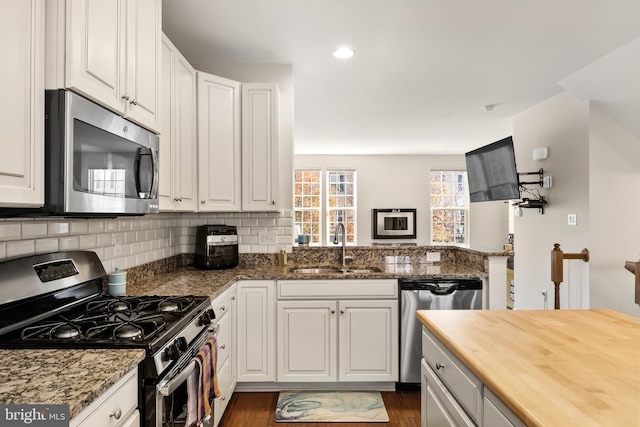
(162, 0), (640, 155)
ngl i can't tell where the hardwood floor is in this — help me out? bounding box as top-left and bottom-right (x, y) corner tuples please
(219, 391), (421, 427)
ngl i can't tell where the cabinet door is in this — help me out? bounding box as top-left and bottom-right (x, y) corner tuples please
(421, 359), (475, 427)
(236, 280), (276, 382)
(173, 53), (197, 211)
(338, 299), (398, 382)
(123, 0), (160, 132)
(0, 0), (44, 207)
(158, 34), (174, 210)
(213, 357), (231, 427)
(197, 72), (241, 211)
(66, 0), (123, 114)
(229, 285), (238, 393)
(277, 300), (338, 382)
(241, 83), (279, 211)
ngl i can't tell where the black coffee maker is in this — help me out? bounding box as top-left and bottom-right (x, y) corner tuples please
(194, 225), (239, 269)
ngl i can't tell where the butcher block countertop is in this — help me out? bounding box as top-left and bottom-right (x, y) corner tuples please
(0, 349), (145, 418)
(417, 309), (640, 427)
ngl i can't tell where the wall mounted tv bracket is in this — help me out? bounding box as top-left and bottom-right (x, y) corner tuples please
(516, 168), (547, 214)
(518, 168), (544, 187)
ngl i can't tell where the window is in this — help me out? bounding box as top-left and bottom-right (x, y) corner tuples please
(293, 169), (322, 244)
(294, 168), (357, 245)
(430, 171), (468, 244)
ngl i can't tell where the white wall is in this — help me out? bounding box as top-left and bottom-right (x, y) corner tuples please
(512, 92), (590, 310)
(294, 154), (508, 248)
(589, 103), (640, 317)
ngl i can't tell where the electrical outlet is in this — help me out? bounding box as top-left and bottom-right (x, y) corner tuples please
(567, 214), (577, 226)
(112, 234), (122, 256)
(543, 176), (553, 188)
(258, 230), (277, 245)
(426, 252), (441, 263)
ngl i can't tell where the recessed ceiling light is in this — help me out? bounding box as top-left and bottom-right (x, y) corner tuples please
(332, 47), (355, 59)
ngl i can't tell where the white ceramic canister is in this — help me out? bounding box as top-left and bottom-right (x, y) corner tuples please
(107, 268), (127, 296)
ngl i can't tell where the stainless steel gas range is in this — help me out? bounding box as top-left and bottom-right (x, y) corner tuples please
(0, 251), (217, 427)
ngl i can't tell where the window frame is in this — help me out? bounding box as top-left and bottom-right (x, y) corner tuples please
(293, 168), (357, 246)
(429, 170), (470, 245)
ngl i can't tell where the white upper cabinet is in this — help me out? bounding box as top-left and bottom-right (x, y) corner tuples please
(47, 0), (161, 133)
(197, 71), (241, 211)
(241, 83), (279, 211)
(0, 0), (45, 207)
(159, 34), (197, 211)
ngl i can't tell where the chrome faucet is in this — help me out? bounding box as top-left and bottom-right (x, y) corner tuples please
(333, 222), (347, 267)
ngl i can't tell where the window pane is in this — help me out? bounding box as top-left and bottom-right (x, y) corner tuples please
(294, 169), (322, 245)
(430, 171), (468, 244)
(326, 170), (356, 245)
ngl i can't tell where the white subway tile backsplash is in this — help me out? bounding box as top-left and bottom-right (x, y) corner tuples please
(22, 222), (48, 239)
(7, 240), (35, 258)
(0, 211), (293, 265)
(0, 223), (21, 240)
(70, 222), (89, 235)
(59, 236), (80, 251)
(35, 238), (59, 253)
(48, 222), (70, 236)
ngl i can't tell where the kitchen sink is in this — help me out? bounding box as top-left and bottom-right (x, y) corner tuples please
(291, 267), (344, 274)
(291, 267), (382, 274)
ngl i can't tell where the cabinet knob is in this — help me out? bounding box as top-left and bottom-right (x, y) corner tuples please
(330, 310), (335, 314)
(130, 98), (138, 106)
(231, 296), (236, 301)
(178, 197), (183, 202)
(201, 200), (206, 204)
(271, 200), (276, 205)
(220, 344), (226, 350)
(340, 310), (345, 314)
(435, 362), (444, 370)
(110, 408), (122, 420)
(121, 95), (130, 101)
(221, 396), (226, 401)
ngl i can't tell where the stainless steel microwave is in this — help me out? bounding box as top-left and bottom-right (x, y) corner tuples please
(372, 208), (417, 239)
(2, 90), (159, 217)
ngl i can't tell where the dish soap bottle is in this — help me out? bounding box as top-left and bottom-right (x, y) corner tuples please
(278, 250), (288, 266)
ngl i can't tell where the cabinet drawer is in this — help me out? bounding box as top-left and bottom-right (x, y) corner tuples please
(211, 289), (230, 321)
(214, 308), (230, 367)
(71, 368), (138, 427)
(421, 359), (475, 427)
(484, 388), (526, 427)
(422, 328), (482, 422)
(278, 280), (397, 299)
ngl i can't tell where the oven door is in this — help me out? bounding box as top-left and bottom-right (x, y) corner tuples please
(154, 326), (219, 427)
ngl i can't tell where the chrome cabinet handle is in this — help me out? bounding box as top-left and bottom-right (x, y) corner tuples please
(110, 408), (122, 420)
(435, 362), (444, 370)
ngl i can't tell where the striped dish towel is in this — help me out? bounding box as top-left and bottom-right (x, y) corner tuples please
(185, 336), (221, 427)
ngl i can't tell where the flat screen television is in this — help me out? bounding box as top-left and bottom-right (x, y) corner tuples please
(465, 136), (520, 202)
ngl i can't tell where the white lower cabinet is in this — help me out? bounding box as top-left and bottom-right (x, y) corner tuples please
(483, 388), (526, 427)
(421, 359), (474, 427)
(210, 284), (236, 427)
(236, 280), (276, 382)
(276, 280), (398, 383)
(70, 367), (138, 427)
(421, 327), (526, 427)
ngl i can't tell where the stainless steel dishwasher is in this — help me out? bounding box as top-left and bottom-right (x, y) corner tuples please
(398, 277), (482, 389)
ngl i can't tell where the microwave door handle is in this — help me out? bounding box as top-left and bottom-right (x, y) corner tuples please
(157, 359), (197, 397)
(150, 148), (159, 199)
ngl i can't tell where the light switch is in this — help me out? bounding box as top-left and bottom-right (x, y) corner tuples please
(567, 214), (577, 226)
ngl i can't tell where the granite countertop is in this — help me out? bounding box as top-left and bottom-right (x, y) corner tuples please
(417, 309), (640, 427)
(126, 262), (486, 299)
(0, 349), (145, 419)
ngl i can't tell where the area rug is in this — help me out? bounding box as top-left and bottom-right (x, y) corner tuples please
(274, 390), (389, 422)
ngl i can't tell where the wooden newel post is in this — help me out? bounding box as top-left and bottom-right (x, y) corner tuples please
(550, 243), (589, 309)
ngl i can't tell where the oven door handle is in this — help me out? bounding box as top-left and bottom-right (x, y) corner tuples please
(157, 359), (198, 397)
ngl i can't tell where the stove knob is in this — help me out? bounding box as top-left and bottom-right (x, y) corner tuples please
(176, 337), (188, 352)
(198, 308), (216, 326)
(164, 342), (181, 361)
